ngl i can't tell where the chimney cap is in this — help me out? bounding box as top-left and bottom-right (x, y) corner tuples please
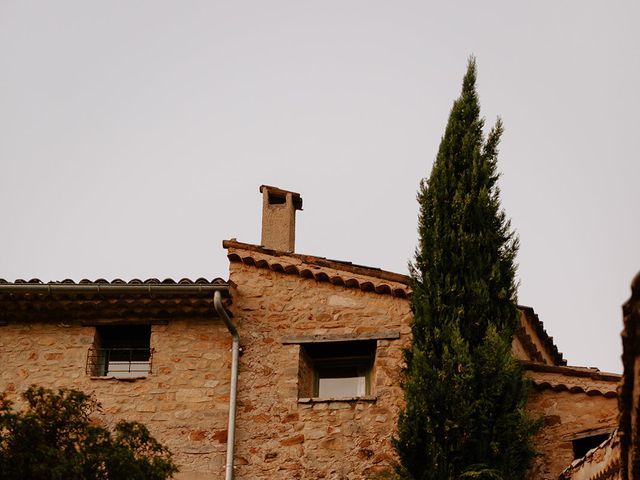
(259, 185), (303, 210)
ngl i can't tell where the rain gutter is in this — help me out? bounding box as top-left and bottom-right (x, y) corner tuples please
(214, 290), (239, 480)
(0, 283), (228, 296)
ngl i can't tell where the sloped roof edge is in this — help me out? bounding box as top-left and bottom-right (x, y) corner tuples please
(223, 239), (410, 298)
(518, 305), (567, 366)
(522, 361), (621, 381)
(523, 361), (620, 399)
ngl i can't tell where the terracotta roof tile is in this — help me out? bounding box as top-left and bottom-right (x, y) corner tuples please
(0, 278), (230, 324)
(0, 278), (227, 287)
(522, 361), (621, 380)
(532, 382), (618, 399)
(223, 240), (410, 298)
(514, 324), (546, 364)
(523, 361), (620, 398)
(519, 306), (567, 366)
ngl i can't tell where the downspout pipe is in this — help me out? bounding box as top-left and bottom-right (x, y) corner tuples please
(214, 290), (239, 480)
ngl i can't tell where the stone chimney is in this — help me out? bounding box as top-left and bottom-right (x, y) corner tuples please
(260, 185), (303, 252)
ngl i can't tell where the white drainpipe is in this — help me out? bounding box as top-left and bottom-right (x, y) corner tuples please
(213, 290), (239, 480)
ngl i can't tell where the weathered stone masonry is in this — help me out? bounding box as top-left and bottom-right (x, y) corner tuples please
(0, 282), (234, 480)
(226, 254), (412, 479)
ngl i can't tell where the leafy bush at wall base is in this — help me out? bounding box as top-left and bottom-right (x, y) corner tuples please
(0, 385), (178, 480)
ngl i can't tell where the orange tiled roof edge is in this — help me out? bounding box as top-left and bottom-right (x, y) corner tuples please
(519, 306), (567, 366)
(0, 278), (228, 286)
(523, 361), (621, 398)
(223, 239), (411, 298)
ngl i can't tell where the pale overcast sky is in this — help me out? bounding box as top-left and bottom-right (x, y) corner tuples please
(1, 1), (638, 373)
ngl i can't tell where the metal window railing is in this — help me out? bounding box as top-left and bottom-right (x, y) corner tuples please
(86, 347), (153, 378)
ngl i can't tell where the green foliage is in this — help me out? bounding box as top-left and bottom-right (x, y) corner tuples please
(0, 385), (178, 480)
(393, 58), (539, 480)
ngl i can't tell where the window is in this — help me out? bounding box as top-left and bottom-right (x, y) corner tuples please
(571, 432), (611, 459)
(87, 325), (152, 378)
(298, 340), (376, 398)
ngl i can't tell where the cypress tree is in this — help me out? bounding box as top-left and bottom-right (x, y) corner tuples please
(393, 58), (538, 480)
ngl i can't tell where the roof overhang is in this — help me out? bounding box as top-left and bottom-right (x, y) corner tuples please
(0, 279), (230, 325)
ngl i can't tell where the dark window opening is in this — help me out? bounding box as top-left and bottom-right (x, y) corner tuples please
(268, 192), (286, 205)
(299, 340), (375, 398)
(572, 433), (610, 459)
(87, 325), (152, 378)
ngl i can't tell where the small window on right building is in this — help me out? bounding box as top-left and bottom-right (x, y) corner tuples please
(571, 432), (611, 459)
(299, 340), (376, 398)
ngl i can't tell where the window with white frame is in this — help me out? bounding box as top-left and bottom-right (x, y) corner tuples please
(299, 340), (376, 398)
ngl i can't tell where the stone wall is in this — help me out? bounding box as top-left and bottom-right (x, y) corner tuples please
(526, 385), (618, 480)
(228, 262), (412, 479)
(0, 318), (233, 479)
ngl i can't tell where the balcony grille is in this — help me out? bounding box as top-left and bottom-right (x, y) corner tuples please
(86, 347), (153, 378)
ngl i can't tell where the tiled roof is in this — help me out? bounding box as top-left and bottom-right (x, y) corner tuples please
(523, 362), (620, 398)
(514, 323), (547, 364)
(0, 277), (227, 286)
(519, 306), (567, 366)
(0, 278), (229, 324)
(532, 382), (618, 399)
(223, 240), (410, 298)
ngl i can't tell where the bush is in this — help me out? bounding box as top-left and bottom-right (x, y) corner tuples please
(0, 385), (178, 480)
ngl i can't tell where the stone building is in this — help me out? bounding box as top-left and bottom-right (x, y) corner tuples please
(558, 272), (640, 480)
(0, 186), (626, 479)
